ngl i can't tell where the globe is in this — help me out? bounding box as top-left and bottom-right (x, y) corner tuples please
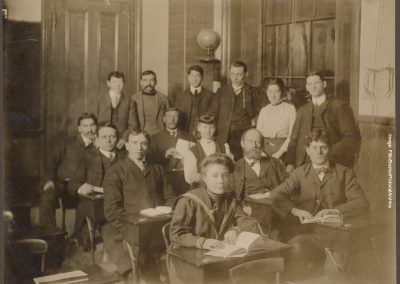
(197, 29), (220, 50)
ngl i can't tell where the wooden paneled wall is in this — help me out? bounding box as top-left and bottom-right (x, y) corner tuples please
(168, 0), (214, 97)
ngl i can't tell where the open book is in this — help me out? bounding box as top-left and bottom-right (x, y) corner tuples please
(205, 232), (265, 258)
(301, 213), (343, 224)
(33, 270), (88, 284)
(139, 206), (172, 217)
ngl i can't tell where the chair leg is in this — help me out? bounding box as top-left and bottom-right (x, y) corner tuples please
(58, 198), (66, 231)
(41, 255), (46, 273)
(126, 242), (138, 284)
(86, 217), (95, 264)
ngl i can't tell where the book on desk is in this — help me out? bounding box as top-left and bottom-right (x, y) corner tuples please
(33, 270), (88, 284)
(139, 206), (172, 217)
(301, 213), (343, 224)
(205, 232), (265, 258)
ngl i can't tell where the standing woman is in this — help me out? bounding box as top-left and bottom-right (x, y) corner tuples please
(183, 115), (233, 186)
(256, 78), (296, 160)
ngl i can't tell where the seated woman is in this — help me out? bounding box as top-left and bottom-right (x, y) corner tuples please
(170, 153), (259, 249)
(183, 115), (234, 186)
(256, 78), (296, 159)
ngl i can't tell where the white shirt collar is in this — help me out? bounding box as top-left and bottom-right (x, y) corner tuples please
(81, 135), (92, 147)
(190, 86), (202, 95)
(312, 94), (327, 106)
(244, 157), (260, 166)
(99, 148), (116, 159)
(109, 90), (121, 98)
(232, 84), (244, 95)
(312, 161), (330, 169)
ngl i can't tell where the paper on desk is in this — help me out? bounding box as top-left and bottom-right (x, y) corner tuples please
(248, 192), (270, 199)
(33, 270), (88, 284)
(92, 186), (104, 193)
(175, 139), (194, 156)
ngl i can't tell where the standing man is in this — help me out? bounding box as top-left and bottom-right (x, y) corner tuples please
(149, 107), (193, 196)
(68, 122), (125, 248)
(102, 130), (176, 282)
(171, 65), (213, 135)
(285, 71), (361, 173)
(209, 61), (260, 160)
(40, 113), (97, 226)
(96, 71), (140, 149)
(132, 70), (169, 135)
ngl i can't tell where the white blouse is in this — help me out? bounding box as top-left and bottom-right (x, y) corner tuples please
(256, 102), (296, 158)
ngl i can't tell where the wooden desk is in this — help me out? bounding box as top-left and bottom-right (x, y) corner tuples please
(79, 193), (105, 263)
(244, 197), (273, 234)
(167, 236), (292, 284)
(121, 213), (172, 282)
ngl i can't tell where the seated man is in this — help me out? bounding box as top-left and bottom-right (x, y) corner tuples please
(40, 113), (97, 227)
(170, 153), (260, 249)
(148, 107), (193, 196)
(102, 130), (176, 282)
(68, 122), (126, 249)
(270, 129), (369, 281)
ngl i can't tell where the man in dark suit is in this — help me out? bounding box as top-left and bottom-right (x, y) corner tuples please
(96, 71), (140, 149)
(39, 113), (97, 226)
(285, 71), (361, 173)
(131, 70), (169, 135)
(271, 129), (369, 281)
(149, 107), (193, 196)
(209, 61), (260, 160)
(102, 130), (176, 282)
(68, 123), (125, 248)
(170, 65), (213, 136)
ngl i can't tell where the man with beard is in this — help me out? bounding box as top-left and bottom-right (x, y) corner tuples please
(131, 70), (169, 135)
(39, 113), (97, 227)
(148, 107), (193, 196)
(102, 130), (176, 283)
(232, 129), (287, 234)
(68, 122), (126, 250)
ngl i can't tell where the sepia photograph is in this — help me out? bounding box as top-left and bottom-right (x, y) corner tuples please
(2, 0), (396, 283)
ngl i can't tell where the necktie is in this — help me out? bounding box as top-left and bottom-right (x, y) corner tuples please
(169, 131), (176, 137)
(193, 90), (198, 96)
(109, 152), (115, 161)
(315, 167), (329, 175)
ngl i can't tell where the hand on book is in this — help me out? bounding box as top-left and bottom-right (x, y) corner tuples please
(314, 209), (341, 219)
(224, 229), (239, 245)
(203, 239), (224, 250)
(291, 208), (313, 223)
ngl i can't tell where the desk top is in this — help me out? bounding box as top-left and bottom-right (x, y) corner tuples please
(168, 236), (292, 267)
(315, 215), (379, 232)
(244, 197), (272, 205)
(121, 213), (172, 226)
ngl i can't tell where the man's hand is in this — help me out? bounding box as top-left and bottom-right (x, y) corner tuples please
(224, 229), (239, 245)
(116, 139), (125, 150)
(203, 239), (224, 250)
(291, 208), (314, 222)
(43, 181), (55, 192)
(78, 183), (94, 196)
(286, 164), (295, 174)
(314, 209), (341, 219)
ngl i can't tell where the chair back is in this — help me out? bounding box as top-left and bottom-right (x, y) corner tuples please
(229, 257), (284, 284)
(161, 222), (171, 249)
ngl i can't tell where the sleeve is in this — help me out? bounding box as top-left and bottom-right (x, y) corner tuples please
(233, 203), (260, 234)
(67, 155), (87, 195)
(270, 169), (302, 218)
(103, 166), (127, 231)
(42, 138), (65, 186)
(123, 99), (140, 140)
(275, 104), (297, 158)
(256, 108), (266, 136)
(169, 198), (207, 248)
(183, 150), (201, 184)
(333, 168), (369, 216)
(285, 108), (302, 166)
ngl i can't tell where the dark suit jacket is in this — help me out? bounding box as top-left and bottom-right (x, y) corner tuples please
(209, 83), (259, 143)
(171, 87), (213, 133)
(103, 157), (176, 231)
(285, 99), (361, 168)
(42, 134), (93, 186)
(67, 148), (126, 195)
(131, 91), (169, 134)
(233, 157), (287, 201)
(148, 129), (193, 171)
(270, 162), (369, 219)
(96, 92), (139, 141)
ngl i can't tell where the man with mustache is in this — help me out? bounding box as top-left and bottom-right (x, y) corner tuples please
(131, 70), (169, 135)
(39, 113), (97, 227)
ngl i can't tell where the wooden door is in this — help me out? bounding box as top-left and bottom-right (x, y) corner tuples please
(43, 0), (139, 141)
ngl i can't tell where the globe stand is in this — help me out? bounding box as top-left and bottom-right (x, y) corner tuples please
(199, 48), (221, 64)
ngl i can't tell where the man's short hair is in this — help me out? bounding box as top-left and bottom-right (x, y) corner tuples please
(200, 153), (234, 175)
(188, 65), (204, 77)
(306, 71), (325, 82)
(240, 128), (263, 145)
(230, 61), (247, 73)
(305, 129), (330, 147)
(164, 107), (180, 116)
(141, 70), (157, 80)
(77, 113), (97, 126)
(127, 130), (151, 143)
(96, 122), (119, 138)
(107, 71), (125, 83)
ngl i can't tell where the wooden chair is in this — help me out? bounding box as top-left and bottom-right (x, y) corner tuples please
(161, 222), (171, 249)
(228, 257), (284, 284)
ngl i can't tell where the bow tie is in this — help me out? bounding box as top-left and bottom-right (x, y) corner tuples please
(168, 131), (177, 137)
(315, 167), (329, 175)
